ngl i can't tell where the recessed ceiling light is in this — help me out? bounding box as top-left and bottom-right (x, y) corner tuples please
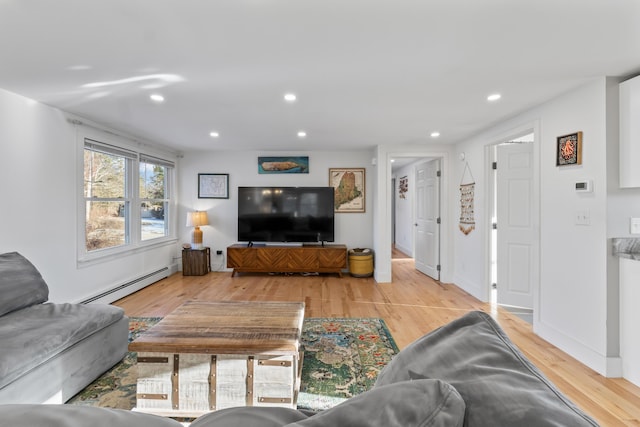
(297, 131), (307, 138)
(142, 83), (164, 90)
(487, 93), (501, 102)
(209, 131), (219, 138)
(430, 132), (440, 138)
(67, 65), (92, 71)
(150, 94), (164, 102)
(284, 93), (297, 102)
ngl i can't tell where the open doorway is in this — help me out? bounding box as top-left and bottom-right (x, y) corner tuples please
(391, 175), (411, 260)
(391, 156), (441, 281)
(490, 132), (535, 324)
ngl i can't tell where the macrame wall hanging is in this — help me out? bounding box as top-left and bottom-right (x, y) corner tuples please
(459, 161), (475, 235)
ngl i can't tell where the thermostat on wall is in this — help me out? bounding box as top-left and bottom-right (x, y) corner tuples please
(575, 180), (593, 192)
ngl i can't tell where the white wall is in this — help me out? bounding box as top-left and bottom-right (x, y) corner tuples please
(450, 78), (638, 376)
(177, 150), (374, 265)
(451, 141), (489, 299)
(0, 88), (178, 303)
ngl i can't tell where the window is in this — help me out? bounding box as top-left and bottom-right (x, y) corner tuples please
(81, 137), (175, 259)
(139, 155), (171, 241)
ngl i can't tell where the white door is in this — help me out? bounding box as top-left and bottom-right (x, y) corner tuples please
(496, 142), (534, 309)
(414, 159), (440, 280)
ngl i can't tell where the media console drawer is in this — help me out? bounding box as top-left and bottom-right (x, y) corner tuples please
(227, 244), (347, 277)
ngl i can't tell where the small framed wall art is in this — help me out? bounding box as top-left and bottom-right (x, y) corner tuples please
(398, 176), (408, 199)
(329, 167), (365, 213)
(198, 173), (229, 199)
(258, 156), (309, 174)
(556, 131), (582, 166)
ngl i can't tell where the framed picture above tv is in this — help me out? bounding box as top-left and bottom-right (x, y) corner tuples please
(329, 167), (365, 213)
(258, 156), (309, 174)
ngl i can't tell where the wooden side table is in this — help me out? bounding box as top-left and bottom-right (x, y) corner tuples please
(182, 247), (211, 276)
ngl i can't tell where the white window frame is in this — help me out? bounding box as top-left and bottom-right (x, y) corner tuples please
(77, 128), (177, 265)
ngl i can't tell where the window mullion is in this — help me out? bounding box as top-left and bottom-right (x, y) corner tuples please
(128, 157), (140, 245)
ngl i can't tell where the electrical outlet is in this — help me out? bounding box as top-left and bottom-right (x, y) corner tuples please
(216, 250), (223, 255)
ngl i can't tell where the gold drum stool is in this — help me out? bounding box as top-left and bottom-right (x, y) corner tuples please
(348, 248), (374, 277)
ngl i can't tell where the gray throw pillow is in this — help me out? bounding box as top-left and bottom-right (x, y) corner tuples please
(0, 404), (182, 427)
(0, 252), (49, 317)
(374, 311), (599, 427)
(190, 407), (309, 427)
(286, 379), (465, 427)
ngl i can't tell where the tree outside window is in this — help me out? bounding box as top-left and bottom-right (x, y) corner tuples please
(84, 148), (129, 251)
(140, 161), (169, 241)
(83, 139), (173, 254)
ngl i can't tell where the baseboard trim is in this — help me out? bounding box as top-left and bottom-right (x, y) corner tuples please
(78, 266), (173, 304)
(452, 274), (487, 302)
(535, 320), (622, 378)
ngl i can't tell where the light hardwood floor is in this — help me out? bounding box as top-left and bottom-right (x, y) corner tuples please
(114, 250), (640, 426)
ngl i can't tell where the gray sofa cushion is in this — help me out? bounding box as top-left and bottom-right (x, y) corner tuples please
(191, 407), (309, 427)
(0, 404), (182, 427)
(190, 379), (464, 427)
(374, 310), (599, 427)
(0, 302), (125, 390)
(0, 252), (49, 316)
(288, 379), (465, 427)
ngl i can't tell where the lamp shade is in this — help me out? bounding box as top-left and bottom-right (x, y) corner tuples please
(186, 211), (209, 227)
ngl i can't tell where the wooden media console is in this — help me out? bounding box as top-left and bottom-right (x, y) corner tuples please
(226, 244), (347, 277)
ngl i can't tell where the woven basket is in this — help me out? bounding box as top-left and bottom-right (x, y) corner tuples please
(349, 248), (374, 277)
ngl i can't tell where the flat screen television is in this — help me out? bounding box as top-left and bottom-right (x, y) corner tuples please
(238, 186), (334, 244)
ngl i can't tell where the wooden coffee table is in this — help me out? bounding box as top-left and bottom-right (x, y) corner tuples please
(129, 300), (305, 417)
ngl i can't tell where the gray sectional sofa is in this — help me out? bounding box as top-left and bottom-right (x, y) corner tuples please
(0, 310), (599, 426)
(0, 252), (129, 403)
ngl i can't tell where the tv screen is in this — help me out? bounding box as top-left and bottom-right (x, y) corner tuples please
(238, 187), (335, 243)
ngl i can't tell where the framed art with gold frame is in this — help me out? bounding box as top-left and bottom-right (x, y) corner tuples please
(556, 131), (582, 166)
(329, 167), (365, 213)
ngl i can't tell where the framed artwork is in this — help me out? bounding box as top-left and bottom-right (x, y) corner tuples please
(329, 167), (365, 213)
(198, 173), (229, 199)
(398, 176), (408, 199)
(556, 131), (582, 166)
(258, 156), (309, 174)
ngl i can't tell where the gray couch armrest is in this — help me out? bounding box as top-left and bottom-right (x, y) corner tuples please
(375, 310), (599, 427)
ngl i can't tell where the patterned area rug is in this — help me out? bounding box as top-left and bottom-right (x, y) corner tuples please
(67, 316), (399, 412)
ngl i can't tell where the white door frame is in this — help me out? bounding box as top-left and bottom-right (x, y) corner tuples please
(375, 149), (451, 284)
(484, 121), (541, 323)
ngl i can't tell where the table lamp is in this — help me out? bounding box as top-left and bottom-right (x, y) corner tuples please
(186, 211), (209, 249)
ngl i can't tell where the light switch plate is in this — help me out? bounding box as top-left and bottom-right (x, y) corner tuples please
(630, 218), (640, 234)
(575, 210), (590, 226)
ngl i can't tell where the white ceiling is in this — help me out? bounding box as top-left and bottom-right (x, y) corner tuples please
(1, 1), (639, 153)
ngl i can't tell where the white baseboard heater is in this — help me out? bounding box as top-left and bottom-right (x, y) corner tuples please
(80, 267), (169, 305)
